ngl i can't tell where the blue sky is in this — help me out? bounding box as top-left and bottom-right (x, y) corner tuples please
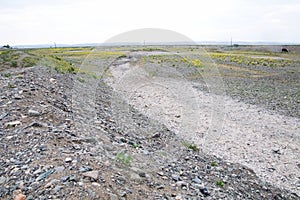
(1, 0), (299, 45)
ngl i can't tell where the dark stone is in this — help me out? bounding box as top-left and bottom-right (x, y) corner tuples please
(200, 188), (210, 196)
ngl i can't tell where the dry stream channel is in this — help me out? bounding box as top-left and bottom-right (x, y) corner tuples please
(105, 50), (300, 195)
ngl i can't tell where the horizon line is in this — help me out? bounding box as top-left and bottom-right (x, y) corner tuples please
(4, 41), (300, 48)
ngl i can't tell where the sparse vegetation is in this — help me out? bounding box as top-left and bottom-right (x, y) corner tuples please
(216, 180), (225, 187)
(209, 52), (296, 68)
(4, 73), (11, 78)
(7, 83), (14, 88)
(22, 56), (39, 67)
(182, 141), (198, 151)
(115, 152), (132, 165)
(132, 143), (139, 149)
(76, 77), (85, 83)
(211, 161), (218, 167)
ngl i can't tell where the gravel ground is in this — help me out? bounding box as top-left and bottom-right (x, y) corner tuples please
(0, 48), (299, 199)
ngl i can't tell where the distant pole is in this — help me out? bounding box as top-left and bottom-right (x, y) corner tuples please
(144, 40), (145, 46)
(231, 37), (232, 47)
(54, 42), (57, 48)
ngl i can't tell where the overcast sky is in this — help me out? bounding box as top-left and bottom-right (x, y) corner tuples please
(1, 0), (299, 45)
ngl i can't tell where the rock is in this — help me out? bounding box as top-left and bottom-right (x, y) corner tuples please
(79, 166), (92, 173)
(0, 176), (6, 184)
(61, 176), (70, 182)
(152, 132), (160, 138)
(33, 168), (42, 175)
(109, 193), (118, 200)
(36, 169), (55, 181)
(6, 135), (14, 140)
(157, 171), (164, 176)
(69, 175), (78, 182)
(28, 109), (40, 116)
(82, 171), (99, 180)
(0, 112), (8, 120)
(39, 145), (48, 151)
(176, 181), (188, 187)
(92, 182), (101, 187)
(21, 165), (28, 170)
(5, 121), (21, 127)
(52, 186), (63, 194)
(130, 172), (142, 183)
(272, 149), (282, 155)
(192, 176), (201, 184)
(175, 195), (182, 200)
(65, 157), (72, 163)
(199, 187), (210, 196)
(172, 174), (180, 181)
(139, 172), (146, 177)
(49, 78), (56, 84)
(14, 193), (26, 200)
(156, 185), (165, 189)
(14, 94), (22, 100)
(45, 179), (59, 188)
(54, 166), (65, 173)
(13, 190), (26, 200)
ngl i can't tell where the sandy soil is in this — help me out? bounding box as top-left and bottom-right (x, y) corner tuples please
(106, 51), (300, 195)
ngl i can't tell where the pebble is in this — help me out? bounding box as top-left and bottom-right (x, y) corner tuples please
(172, 174), (180, 181)
(65, 157), (72, 163)
(109, 193), (118, 200)
(14, 94), (22, 100)
(176, 181), (188, 187)
(5, 121), (21, 127)
(28, 109), (40, 116)
(52, 186), (63, 194)
(199, 187), (210, 196)
(61, 176), (70, 182)
(0, 176), (6, 184)
(82, 171), (99, 180)
(49, 78), (56, 84)
(79, 166), (92, 173)
(156, 185), (165, 190)
(192, 176), (201, 184)
(36, 169), (55, 181)
(44, 179), (59, 188)
(14, 193), (26, 200)
(54, 166), (65, 173)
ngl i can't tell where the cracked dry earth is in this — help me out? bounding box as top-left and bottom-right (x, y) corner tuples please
(0, 50), (299, 200)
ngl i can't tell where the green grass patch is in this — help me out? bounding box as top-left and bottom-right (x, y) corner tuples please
(3, 73), (11, 78)
(182, 141), (198, 151)
(216, 180), (224, 187)
(211, 161), (218, 167)
(22, 56), (39, 67)
(7, 83), (15, 88)
(115, 152), (132, 165)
